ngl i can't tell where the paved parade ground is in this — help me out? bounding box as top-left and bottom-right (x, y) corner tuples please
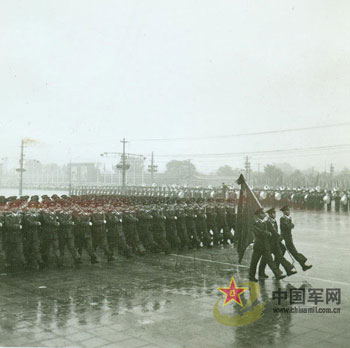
(0, 210), (349, 348)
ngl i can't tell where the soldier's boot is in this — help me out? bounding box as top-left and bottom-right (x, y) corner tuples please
(301, 263), (312, 271)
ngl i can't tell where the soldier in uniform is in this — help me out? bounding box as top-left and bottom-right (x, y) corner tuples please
(4, 203), (26, 268)
(216, 204), (232, 245)
(249, 208), (286, 282)
(185, 205), (200, 249)
(122, 210), (146, 255)
(106, 208), (120, 257)
(114, 210), (133, 258)
(151, 206), (171, 253)
(194, 203), (211, 248)
(58, 208), (81, 265)
(165, 205), (181, 250)
(206, 204), (220, 245)
(225, 203), (237, 242)
(73, 208), (99, 264)
(91, 206), (114, 261)
(136, 207), (159, 253)
(280, 206), (312, 271)
(258, 208), (297, 278)
(41, 205), (61, 267)
(22, 204), (44, 269)
(175, 203), (190, 250)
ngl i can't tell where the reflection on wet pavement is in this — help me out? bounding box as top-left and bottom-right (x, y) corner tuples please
(0, 210), (349, 348)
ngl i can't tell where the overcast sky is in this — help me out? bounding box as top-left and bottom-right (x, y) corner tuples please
(1, 0), (350, 173)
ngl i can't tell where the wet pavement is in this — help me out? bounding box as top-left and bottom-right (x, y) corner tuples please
(0, 210), (349, 348)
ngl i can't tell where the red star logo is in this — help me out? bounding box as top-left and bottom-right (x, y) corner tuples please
(218, 277), (248, 307)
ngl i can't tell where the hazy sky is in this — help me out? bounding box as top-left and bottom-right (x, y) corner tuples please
(1, 0), (350, 173)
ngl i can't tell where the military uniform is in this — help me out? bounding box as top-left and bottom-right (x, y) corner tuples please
(58, 210), (80, 265)
(249, 209), (284, 282)
(175, 205), (190, 250)
(185, 206), (200, 249)
(165, 207), (181, 250)
(41, 209), (61, 266)
(194, 204), (211, 248)
(258, 210), (296, 277)
(136, 208), (159, 253)
(22, 209), (43, 268)
(225, 204), (237, 242)
(280, 206), (312, 271)
(4, 210), (26, 267)
(122, 211), (146, 255)
(151, 208), (171, 253)
(216, 205), (232, 245)
(206, 205), (220, 245)
(73, 211), (98, 263)
(91, 209), (113, 261)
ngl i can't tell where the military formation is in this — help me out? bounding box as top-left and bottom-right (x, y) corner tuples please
(0, 194), (236, 270)
(72, 185), (350, 212)
(249, 205), (312, 282)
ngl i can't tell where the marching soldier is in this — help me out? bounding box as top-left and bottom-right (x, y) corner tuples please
(225, 203), (237, 242)
(136, 207), (159, 253)
(249, 208), (286, 282)
(41, 206), (61, 267)
(280, 206), (312, 271)
(151, 207), (171, 253)
(122, 210), (146, 256)
(165, 206), (181, 250)
(114, 211), (133, 258)
(216, 204), (232, 245)
(175, 204), (190, 250)
(258, 208), (297, 278)
(73, 209), (99, 264)
(206, 204), (220, 245)
(91, 207), (114, 261)
(58, 208), (81, 265)
(106, 208), (120, 257)
(22, 205), (44, 269)
(194, 203), (211, 248)
(4, 206), (26, 268)
(185, 205), (200, 249)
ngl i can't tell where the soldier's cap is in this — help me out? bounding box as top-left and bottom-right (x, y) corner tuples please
(30, 195), (39, 202)
(6, 196), (17, 202)
(254, 207), (265, 216)
(0, 196), (6, 203)
(280, 205), (290, 212)
(266, 207), (276, 214)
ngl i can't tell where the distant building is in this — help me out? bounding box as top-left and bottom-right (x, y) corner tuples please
(71, 163), (100, 185)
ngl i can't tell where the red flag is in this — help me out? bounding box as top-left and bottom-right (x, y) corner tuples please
(236, 174), (262, 263)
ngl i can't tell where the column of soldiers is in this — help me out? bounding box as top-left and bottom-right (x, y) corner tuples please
(72, 185), (350, 213)
(0, 194), (236, 270)
(256, 188), (350, 212)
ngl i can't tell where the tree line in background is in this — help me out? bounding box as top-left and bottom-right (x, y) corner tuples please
(162, 161), (348, 188)
(0, 159), (348, 188)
